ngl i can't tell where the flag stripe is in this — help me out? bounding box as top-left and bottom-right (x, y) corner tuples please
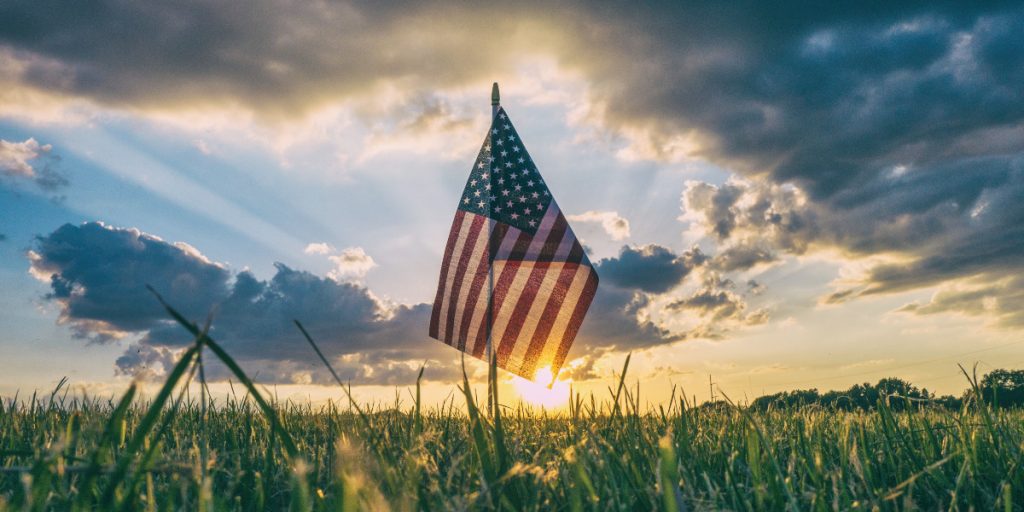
(432, 211), (472, 340)
(495, 216), (568, 366)
(429, 210), (466, 338)
(508, 262), (566, 373)
(493, 260), (535, 366)
(451, 218), (494, 349)
(458, 222), (507, 351)
(536, 265), (594, 375)
(442, 214), (485, 345)
(522, 239), (580, 375)
(480, 230), (533, 359)
(551, 268), (599, 373)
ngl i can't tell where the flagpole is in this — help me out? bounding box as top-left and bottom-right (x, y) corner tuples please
(487, 82), (499, 418)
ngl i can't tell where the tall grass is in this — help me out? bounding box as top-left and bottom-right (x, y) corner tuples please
(1, 298), (1022, 510)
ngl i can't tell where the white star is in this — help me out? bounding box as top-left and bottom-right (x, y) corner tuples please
(512, 146), (520, 153)
(485, 184), (491, 190)
(514, 184), (522, 191)
(507, 200), (513, 207)
(510, 213), (519, 220)
(495, 206), (502, 213)
(492, 128), (498, 134)
(519, 196), (526, 203)
(481, 173), (489, 180)
(528, 220), (536, 227)
(505, 162), (513, 168)
(524, 208), (531, 215)
(463, 197), (470, 204)
(503, 124), (510, 129)
(518, 157), (525, 163)
(531, 192), (539, 198)
(473, 190), (481, 197)
(478, 201), (485, 208)
(485, 144), (491, 151)
(508, 135), (516, 141)
(510, 173), (517, 179)
(500, 150), (508, 157)
(496, 139), (504, 146)
(498, 178), (505, 185)
(527, 180), (534, 186)
(477, 162), (485, 169)
(499, 113), (506, 119)
(470, 179), (477, 186)
(502, 189), (510, 196)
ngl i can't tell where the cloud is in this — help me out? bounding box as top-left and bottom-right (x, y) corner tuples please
(304, 242), (333, 255)
(29, 222), (230, 342)
(896, 275), (1024, 328)
(666, 273), (770, 339)
(0, 137), (67, 192)
(597, 244), (706, 294)
(327, 247), (376, 282)
(566, 210), (631, 240)
(30, 222), (456, 384)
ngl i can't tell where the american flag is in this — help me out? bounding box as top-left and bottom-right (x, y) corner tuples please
(429, 106), (598, 381)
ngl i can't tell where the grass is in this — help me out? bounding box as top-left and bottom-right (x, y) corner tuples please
(2, 298), (1023, 510)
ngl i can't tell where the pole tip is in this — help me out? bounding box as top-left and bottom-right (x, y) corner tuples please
(491, 82), (500, 106)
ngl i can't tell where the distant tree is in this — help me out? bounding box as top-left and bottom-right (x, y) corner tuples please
(979, 369), (1024, 408)
(746, 370), (1020, 412)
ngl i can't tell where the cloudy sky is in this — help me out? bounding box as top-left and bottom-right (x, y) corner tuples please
(2, 1), (1022, 405)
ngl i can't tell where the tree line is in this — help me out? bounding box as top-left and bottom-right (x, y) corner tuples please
(745, 369), (1024, 412)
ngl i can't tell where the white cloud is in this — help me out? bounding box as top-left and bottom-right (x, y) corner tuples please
(327, 247), (377, 281)
(567, 210), (631, 240)
(0, 137), (50, 178)
(304, 242), (334, 255)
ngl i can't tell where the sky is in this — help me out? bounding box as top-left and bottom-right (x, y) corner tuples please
(1, 1), (1023, 408)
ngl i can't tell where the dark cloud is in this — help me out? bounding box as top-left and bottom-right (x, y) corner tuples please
(30, 222), (458, 384)
(597, 244), (706, 293)
(712, 241), (776, 272)
(30, 222), (229, 341)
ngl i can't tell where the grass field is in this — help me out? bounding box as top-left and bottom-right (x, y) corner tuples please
(2, 299), (1022, 511)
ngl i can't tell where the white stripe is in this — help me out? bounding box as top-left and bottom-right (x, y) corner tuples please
(451, 219), (491, 349)
(507, 263), (566, 375)
(490, 261), (534, 363)
(437, 214), (475, 343)
(541, 266), (593, 370)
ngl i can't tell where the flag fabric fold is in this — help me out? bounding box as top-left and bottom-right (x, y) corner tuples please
(429, 107), (598, 381)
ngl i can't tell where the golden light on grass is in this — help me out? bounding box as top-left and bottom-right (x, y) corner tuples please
(510, 365), (571, 408)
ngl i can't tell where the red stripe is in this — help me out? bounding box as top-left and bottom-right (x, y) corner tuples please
(456, 222), (507, 351)
(430, 210), (466, 338)
(495, 220), (570, 367)
(442, 214), (485, 345)
(537, 213), (568, 262)
(480, 231), (532, 360)
(551, 269), (598, 375)
(521, 260), (581, 377)
(567, 239), (584, 264)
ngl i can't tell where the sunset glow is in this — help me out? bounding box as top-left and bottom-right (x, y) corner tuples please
(511, 366), (571, 408)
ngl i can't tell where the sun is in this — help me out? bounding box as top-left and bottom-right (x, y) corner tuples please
(510, 366), (572, 408)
